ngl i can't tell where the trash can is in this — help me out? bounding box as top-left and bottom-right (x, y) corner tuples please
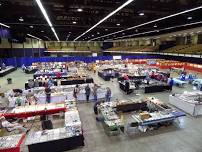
(7, 78), (12, 84)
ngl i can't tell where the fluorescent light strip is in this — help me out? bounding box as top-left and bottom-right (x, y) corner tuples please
(73, 0), (135, 41)
(27, 34), (42, 40)
(105, 21), (202, 41)
(35, 0), (59, 41)
(0, 23), (10, 28)
(89, 5), (202, 41)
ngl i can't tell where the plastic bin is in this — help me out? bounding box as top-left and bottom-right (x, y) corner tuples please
(7, 78), (12, 84)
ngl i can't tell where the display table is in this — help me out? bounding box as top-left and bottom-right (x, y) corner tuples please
(27, 84), (107, 102)
(25, 128), (84, 152)
(25, 100), (84, 152)
(25, 69), (38, 74)
(0, 66), (17, 77)
(0, 134), (25, 152)
(117, 76), (146, 81)
(35, 93), (67, 104)
(60, 78), (94, 85)
(169, 92), (202, 116)
(116, 101), (147, 112)
(33, 72), (67, 79)
(173, 78), (188, 87)
(1, 103), (66, 119)
(25, 78), (94, 89)
(98, 102), (124, 136)
(132, 111), (185, 127)
(192, 79), (202, 88)
(66, 88), (107, 102)
(25, 81), (57, 89)
(118, 81), (137, 94)
(98, 71), (119, 81)
(144, 85), (170, 93)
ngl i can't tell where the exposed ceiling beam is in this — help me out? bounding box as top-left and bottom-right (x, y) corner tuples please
(35, 0), (60, 41)
(89, 5), (202, 41)
(73, 0), (136, 41)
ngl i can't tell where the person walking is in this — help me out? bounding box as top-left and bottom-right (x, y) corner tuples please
(105, 87), (111, 102)
(85, 84), (91, 102)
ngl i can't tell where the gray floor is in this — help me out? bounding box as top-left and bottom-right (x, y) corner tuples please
(1, 69), (202, 152)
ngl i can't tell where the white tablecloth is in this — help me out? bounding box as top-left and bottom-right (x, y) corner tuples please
(169, 95), (202, 116)
(36, 95), (67, 104)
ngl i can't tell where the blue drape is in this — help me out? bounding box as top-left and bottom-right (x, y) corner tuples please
(1, 55), (159, 67)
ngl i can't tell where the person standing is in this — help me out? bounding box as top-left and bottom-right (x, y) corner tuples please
(85, 84), (91, 102)
(45, 86), (51, 103)
(73, 85), (80, 101)
(92, 84), (98, 102)
(48, 78), (54, 87)
(93, 64), (96, 74)
(34, 78), (39, 87)
(125, 81), (130, 94)
(105, 87), (111, 102)
(168, 78), (174, 91)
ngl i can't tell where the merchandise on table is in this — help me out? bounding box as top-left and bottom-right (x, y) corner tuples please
(1, 103), (66, 119)
(0, 134), (25, 152)
(172, 78), (188, 87)
(0, 66), (17, 77)
(25, 99), (84, 152)
(169, 91), (202, 116)
(96, 97), (185, 135)
(119, 79), (169, 94)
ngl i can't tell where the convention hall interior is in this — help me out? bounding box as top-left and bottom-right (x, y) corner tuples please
(0, 0), (202, 152)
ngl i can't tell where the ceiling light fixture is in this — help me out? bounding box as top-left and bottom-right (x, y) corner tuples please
(41, 30), (44, 33)
(116, 23), (120, 26)
(19, 17), (24, 22)
(139, 12), (144, 16)
(103, 21), (202, 41)
(89, 5), (202, 41)
(27, 34), (42, 40)
(77, 8), (83, 12)
(154, 24), (157, 28)
(73, 0), (135, 41)
(29, 26), (34, 28)
(0, 23), (10, 28)
(187, 16), (192, 20)
(97, 32), (100, 35)
(35, 0), (59, 41)
(73, 21), (77, 24)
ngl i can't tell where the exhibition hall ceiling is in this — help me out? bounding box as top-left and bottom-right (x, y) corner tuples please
(0, 0), (202, 41)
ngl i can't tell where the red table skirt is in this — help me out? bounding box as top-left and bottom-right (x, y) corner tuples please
(0, 134), (25, 152)
(2, 108), (66, 119)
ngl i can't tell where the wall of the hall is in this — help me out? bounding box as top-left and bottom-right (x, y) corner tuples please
(46, 41), (102, 50)
(112, 34), (202, 48)
(0, 38), (45, 58)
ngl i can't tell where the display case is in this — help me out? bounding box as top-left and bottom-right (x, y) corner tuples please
(0, 134), (25, 152)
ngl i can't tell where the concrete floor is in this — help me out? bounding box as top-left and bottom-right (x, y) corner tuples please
(1, 69), (202, 152)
